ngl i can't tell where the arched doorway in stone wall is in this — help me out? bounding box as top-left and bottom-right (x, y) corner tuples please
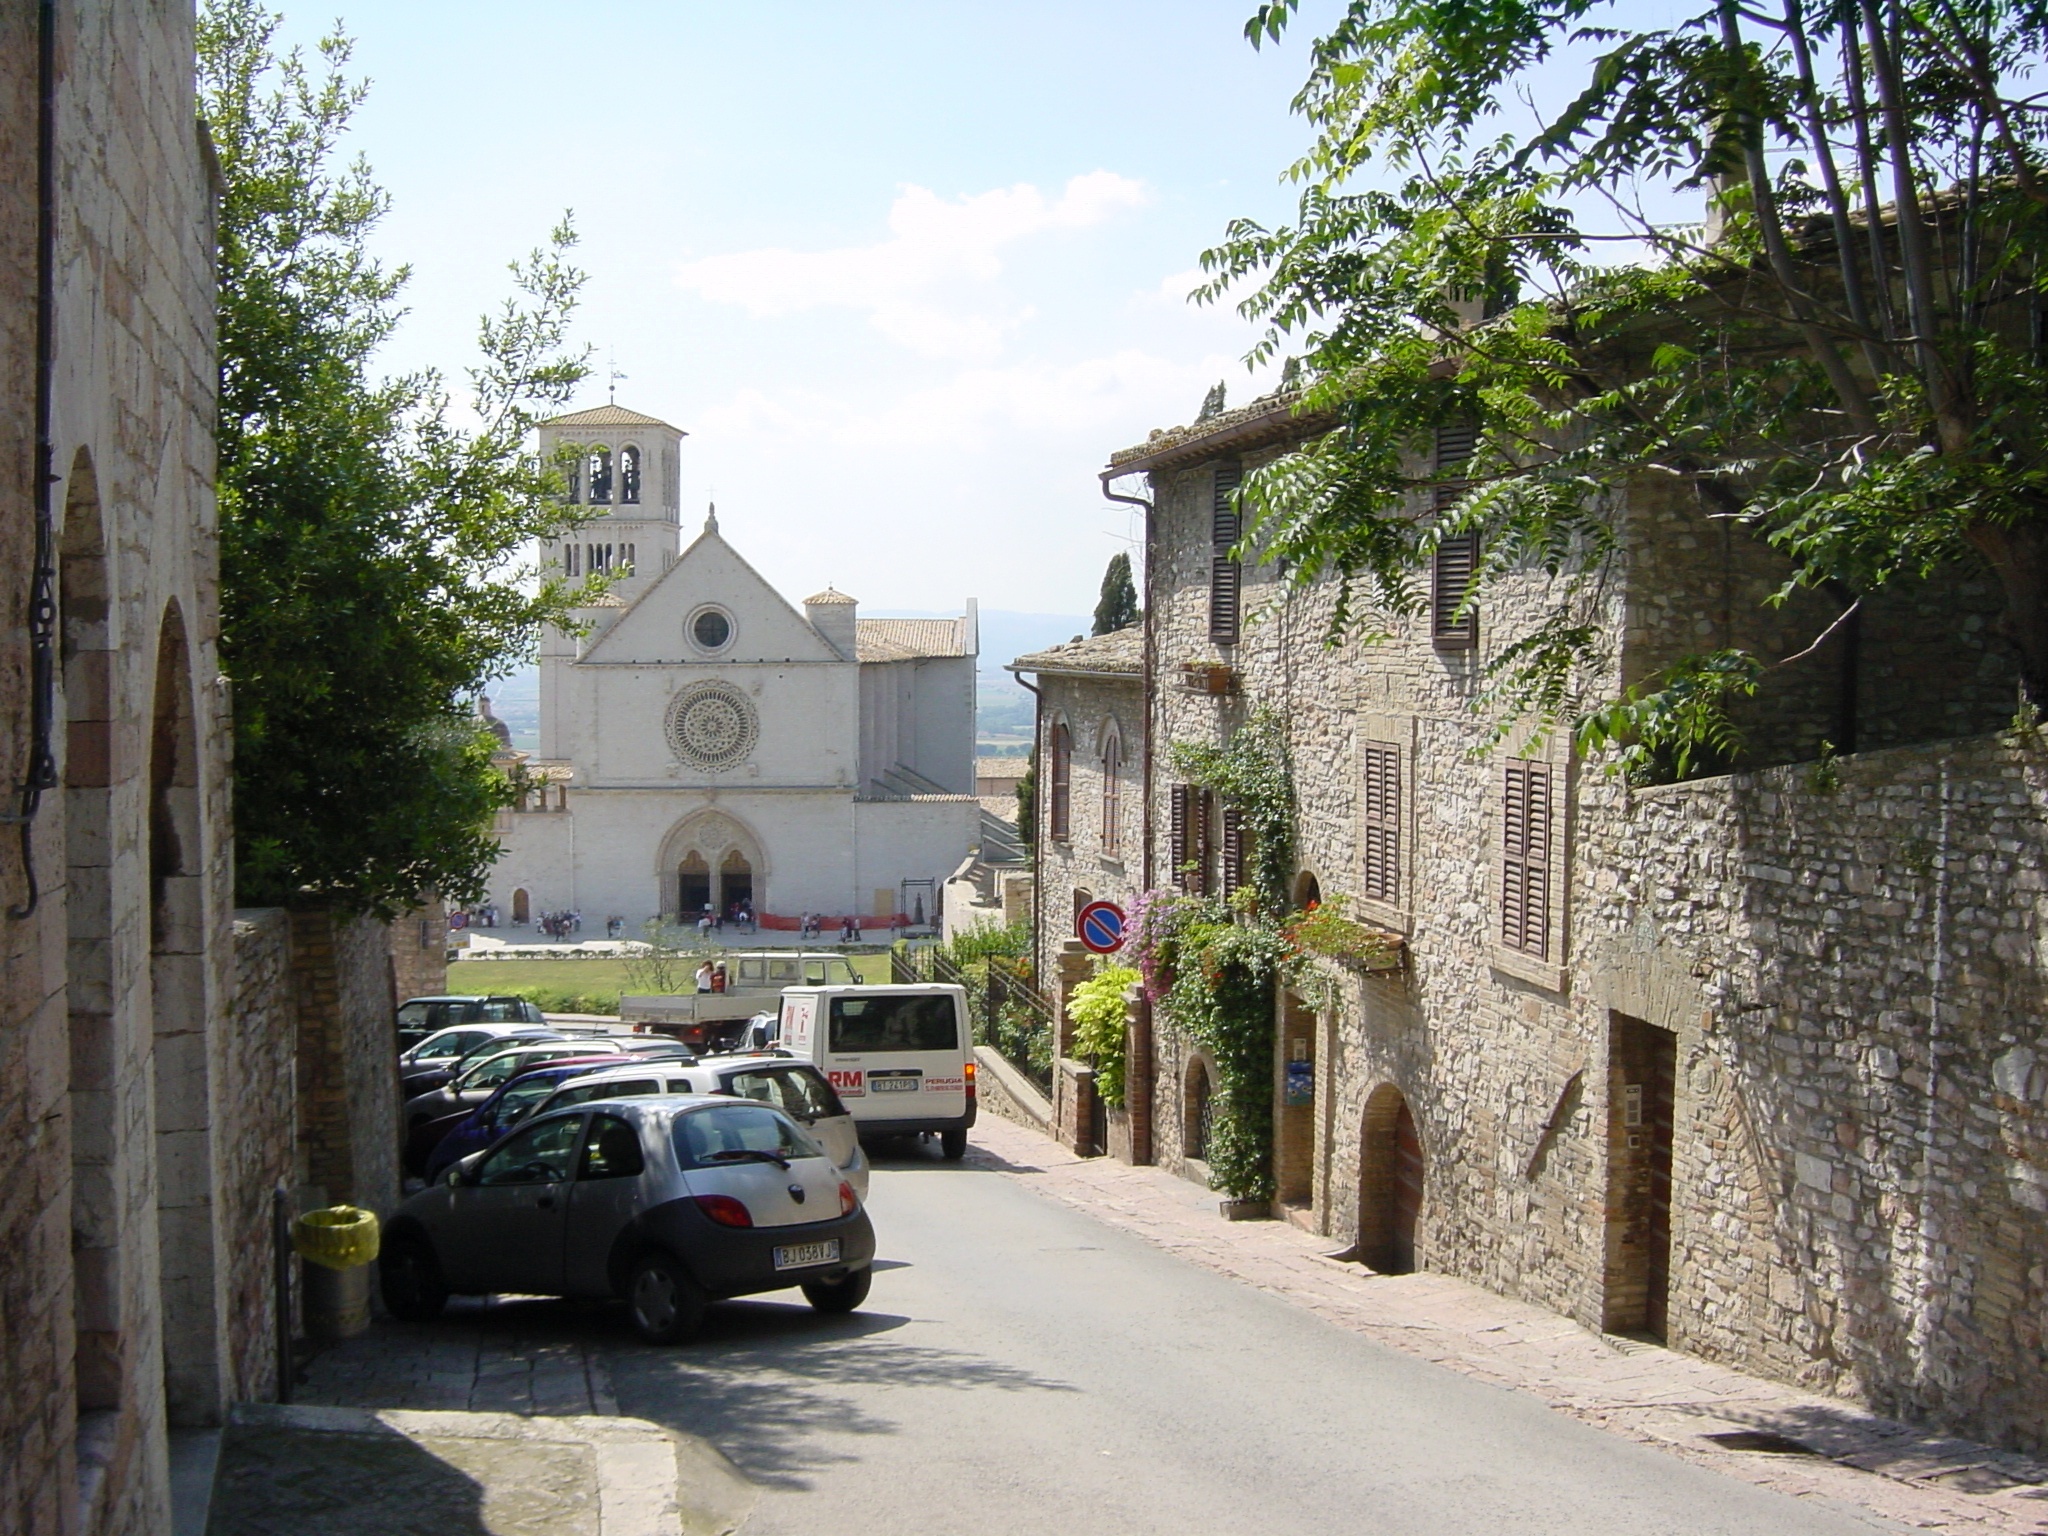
(677, 853), (710, 919)
(511, 888), (530, 925)
(1358, 1083), (1425, 1274)
(657, 810), (768, 923)
(718, 849), (753, 918)
(1184, 1056), (1218, 1166)
(149, 602), (221, 1422)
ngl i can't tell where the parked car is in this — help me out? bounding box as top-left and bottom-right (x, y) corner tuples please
(399, 1022), (563, 1096)
(423, 1053), (871, 1198)
(402, 1041), (636, 1172)
(396, 995), (547, 1051)
(422, 1056), (705, 1180)
(379, 1096), (876, 1343)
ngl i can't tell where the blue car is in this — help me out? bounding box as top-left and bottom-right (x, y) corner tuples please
(422, 1056), (701, 1180)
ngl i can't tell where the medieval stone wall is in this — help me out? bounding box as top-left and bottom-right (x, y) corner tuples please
(1578, 733), (2048, 1451)
(292, 911), (401, 1217)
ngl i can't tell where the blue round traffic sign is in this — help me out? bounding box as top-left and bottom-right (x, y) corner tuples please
(1077, 900), (1126, 954)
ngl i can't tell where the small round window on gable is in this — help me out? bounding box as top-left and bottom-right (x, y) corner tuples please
(690, 607), (733, 652)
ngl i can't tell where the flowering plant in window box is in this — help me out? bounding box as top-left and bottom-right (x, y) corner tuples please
(1282, 898), (1404, 973)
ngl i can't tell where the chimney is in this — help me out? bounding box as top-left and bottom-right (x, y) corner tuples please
(804, 586), (858, 660)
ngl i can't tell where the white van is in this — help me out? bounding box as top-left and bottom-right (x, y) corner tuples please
(779, 984), (976, 1159)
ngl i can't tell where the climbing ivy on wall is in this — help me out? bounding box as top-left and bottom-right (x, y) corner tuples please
(1166, 706), (1295, 916)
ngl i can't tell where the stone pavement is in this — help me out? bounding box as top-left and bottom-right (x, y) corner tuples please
(205, 1402), (753, 1536)
(964, 1114), (2048, 1536)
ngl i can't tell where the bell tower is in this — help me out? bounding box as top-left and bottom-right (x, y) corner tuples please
(537, 403), (688, 605)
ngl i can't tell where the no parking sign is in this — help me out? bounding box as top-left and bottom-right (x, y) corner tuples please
(1076, 900), (1126, 954)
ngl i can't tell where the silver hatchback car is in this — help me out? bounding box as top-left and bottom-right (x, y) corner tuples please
(380, 1096), (877, 1343)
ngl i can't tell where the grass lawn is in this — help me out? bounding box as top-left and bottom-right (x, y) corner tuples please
(446, 950), (893, 1012)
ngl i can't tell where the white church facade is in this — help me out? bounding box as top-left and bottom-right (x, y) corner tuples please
(485, 403), (982, 933)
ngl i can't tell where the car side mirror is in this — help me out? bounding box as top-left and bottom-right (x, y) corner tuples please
(443, 1164), (467, 1188)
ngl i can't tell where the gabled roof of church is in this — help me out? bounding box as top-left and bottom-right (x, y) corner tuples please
(858, 617), (972, 662)
(545, 404), (682, 431)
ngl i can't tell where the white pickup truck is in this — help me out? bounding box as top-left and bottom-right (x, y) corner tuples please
(621, 950), (864, 1053)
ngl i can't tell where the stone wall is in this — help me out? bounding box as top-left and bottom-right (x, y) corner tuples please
(389, 894), (447, 1003)
(292, 911), (401, 1217)
(217, 912), (299, 1405)
(1578, 733), (2048, 1451)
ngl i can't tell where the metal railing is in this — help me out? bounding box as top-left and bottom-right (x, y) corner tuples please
(893, 943), (1054, 1096)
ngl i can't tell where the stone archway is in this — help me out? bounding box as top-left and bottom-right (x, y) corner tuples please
(148, 602), (221, 1422)
(657, 809), (769, 921)
(511, 888), (530, 925)
(1358, 1083), (1424, 1274)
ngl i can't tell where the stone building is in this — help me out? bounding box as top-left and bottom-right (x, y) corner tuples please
(0, 5), (289, 1532)
(1009, 626), (1145, 1154)
(1102, 383), (2045, 1451)
(488, 404), (984, 935)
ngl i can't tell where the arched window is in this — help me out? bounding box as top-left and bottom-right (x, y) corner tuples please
(564, 454), (582, 504)
(1047, 721), (1072, 840)
(1100, 724), (1122, 851)
(620, 445), (642, 504)
(624, 543), (635, 572)
(564, 543), (580, 578)
(588, 448), (613, 504)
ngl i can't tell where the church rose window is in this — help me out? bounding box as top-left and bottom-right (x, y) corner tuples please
(691, 608), (732, 651)
(666, 683), (759, 771)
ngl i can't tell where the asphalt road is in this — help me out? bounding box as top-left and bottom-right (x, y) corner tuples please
(606, 1142), (1900, 1536)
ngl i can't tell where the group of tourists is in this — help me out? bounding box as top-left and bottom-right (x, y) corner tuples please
(692, 899), (756, 937)
(536, 909), (580, 939)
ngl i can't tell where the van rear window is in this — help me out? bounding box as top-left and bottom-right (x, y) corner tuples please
(828, 995), (958, 1053)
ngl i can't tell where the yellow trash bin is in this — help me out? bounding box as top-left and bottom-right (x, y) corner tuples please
(294, 1206), (379, 1340)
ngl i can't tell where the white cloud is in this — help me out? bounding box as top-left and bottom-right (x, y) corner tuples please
(673, 171), (1150, 362)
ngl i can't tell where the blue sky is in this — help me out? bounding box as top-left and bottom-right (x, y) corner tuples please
(264, 1), (1343, 618)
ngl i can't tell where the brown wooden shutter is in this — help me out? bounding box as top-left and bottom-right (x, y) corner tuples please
(1432, 534), (1478, 649)
(1500, 761), (1551, 957)
(1188, 789), (1210, 894)
(1432, 422), (1478, 650)
(1219, 802), (1244, 899)
(1209, 459), (1243, 645)
(1170, 784), (1191, 891)
(1048, 724), (1072, 840)
(1360, 744), (1400, 903)
(1209, 555), (1241, 646)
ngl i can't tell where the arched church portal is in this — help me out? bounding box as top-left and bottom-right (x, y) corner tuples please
(657, 811), (768, 922)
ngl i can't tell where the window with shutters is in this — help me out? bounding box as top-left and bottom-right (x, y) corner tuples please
(1431, 421), (1478, 650)
(1047, 722), (1073, 841)
(1219, 802), (1244, 898)
(1100, 727), (1122, 852)
(1169, 783), (1211, 893)
(1500, 760), (1553, 957)
(1209, 459), (1243, 645)
(1360, 743), (1401, 904)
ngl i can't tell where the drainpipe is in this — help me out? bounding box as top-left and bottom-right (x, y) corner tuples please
(1101, 468), (1156, 1163)
(7, 0), (62, 920)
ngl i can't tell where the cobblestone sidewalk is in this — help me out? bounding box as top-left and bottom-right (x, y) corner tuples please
(966, 1114), (2048, 1536)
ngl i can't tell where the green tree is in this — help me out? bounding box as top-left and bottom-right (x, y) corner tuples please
(1091, 551), (1141, 635)
(201, 0), (598, 914)
(1015, 748), (1037, 848)
(1209, 0), (2048, 769)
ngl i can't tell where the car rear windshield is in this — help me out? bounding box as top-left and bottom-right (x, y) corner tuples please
(671, 1103), (823, 1170)
(827, 994), (958, 1054)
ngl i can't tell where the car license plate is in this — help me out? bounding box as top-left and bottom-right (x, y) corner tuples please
(872, 1075), (920, 1092)
(774, 1239), (840, 1271)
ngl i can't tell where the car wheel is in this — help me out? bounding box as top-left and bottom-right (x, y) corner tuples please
(801, 1264), (872, 1314)
(379, 1235), (449, 1322)
(625, 1252), (706, 1344)
(940, 1126), (968, 1161)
